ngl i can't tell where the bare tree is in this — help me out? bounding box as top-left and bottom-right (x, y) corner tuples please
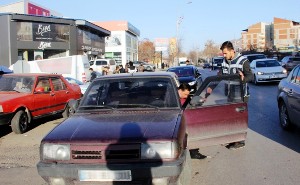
(202, 40), (220, 60)
(138, 40), (155, 62)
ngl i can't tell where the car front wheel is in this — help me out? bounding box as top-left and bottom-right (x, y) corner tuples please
(254, 75), (259, 85)
(279, 102), (291, 130)
(11, 110), (28, 134)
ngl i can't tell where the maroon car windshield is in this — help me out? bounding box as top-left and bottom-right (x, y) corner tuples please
(79, 77), (180, 109)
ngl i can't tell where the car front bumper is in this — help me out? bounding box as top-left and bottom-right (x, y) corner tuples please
(37, 149), (189, 185)
(0, 112), (14, 126)
(256, 74), (287, 82)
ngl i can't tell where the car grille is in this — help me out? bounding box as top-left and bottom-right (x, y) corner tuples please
(263, 72), (283, 75)
(70, 144), (140, 163)
(72, 150), (102, 159)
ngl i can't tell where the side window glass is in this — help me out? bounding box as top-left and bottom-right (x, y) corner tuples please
(51, 77), (66, 91)
(189, 78), (243, 107)
(36, 78), (51, 92)
(295, 67), (300, 85)
(290, 67), (299, 83)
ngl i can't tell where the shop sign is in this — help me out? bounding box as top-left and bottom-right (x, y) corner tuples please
(38, 42), (52, 50)
(81, 45), (102, 53)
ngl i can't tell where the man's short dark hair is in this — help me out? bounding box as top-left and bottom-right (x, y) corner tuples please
(220, 41), (234, 50)
(178, 83), (191, 91)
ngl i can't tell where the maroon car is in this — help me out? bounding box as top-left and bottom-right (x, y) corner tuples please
(37, 72), (248, 184)
(0, 73), (81, 134)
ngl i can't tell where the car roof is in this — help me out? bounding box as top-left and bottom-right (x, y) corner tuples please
(243, 54), (265, 56)
(252, 58), (277, 62)
(2, 73), (63, 77)
(168, 65), (195, 70)
(94, 71), (177, 80)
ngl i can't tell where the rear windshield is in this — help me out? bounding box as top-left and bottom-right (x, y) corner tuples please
(256, 60), (280, 67)
(95, 60), (108, 65)
(247, 55), (266, 62)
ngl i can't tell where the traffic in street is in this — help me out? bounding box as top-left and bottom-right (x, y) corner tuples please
(0, 67), (299, 185)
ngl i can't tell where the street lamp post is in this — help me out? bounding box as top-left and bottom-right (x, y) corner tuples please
(175, 16), (184, 67)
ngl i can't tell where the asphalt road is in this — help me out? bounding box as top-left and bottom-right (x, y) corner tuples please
(0, 68), (299, 185)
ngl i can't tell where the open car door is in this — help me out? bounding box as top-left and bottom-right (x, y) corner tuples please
(184, 74), (248, 148)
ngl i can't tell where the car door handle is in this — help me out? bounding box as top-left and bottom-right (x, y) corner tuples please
(50, 93), (55, 96)
(236, 106), (246, 112)
(66, 91), (69, 94)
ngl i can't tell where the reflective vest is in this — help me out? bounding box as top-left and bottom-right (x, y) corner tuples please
(221, 55), (248, 75)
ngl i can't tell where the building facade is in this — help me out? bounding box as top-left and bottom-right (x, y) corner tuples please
(241, 22), (273, 52)
(0, 13), (110, 67)
(241, 17), (300, 52)
(0, 0), (62, 17)
(273, 17), (300, 52)
(93, 21), (140, 66)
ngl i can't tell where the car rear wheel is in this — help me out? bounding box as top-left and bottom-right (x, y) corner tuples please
(279, 102), (291, 130)
(11, 110), (28, 134)
(146, 66), (151, 71)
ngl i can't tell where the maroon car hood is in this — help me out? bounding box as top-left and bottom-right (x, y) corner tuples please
(0, 93), (31, 103)
(44, 110), (182, 143)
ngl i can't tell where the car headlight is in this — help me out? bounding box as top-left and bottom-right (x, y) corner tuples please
(282, 69), (287, 74)
(257, 71), (264, 75)
(141, 142), (179, 159)
(188, 81), (196, 86)
(42, 143), (70, 160)
(0, 105), (3, 112)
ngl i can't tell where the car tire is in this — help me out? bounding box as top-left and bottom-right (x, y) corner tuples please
(11, 110), (28, 134)
(146, 66), (151, 71)
(62, 103), (74, 118)
(279, 102), (292, 130)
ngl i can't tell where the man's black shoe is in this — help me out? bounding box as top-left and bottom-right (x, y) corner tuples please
(189, 149), (207, 159)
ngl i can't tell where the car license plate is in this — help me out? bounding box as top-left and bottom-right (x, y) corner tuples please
(269, 75), (277, 79)
(78, 170), (132, 181)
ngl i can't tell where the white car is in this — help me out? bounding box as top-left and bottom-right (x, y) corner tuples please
(250, 58), (287, 85)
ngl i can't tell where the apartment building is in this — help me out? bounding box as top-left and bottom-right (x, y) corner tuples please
(241, 22), (273, 52)
(273, 17), (300, 52)
(241, 17), (300, 52)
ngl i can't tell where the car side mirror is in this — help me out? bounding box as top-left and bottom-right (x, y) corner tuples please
(190, 96), (205, 106)
(69, 99), (80, 112)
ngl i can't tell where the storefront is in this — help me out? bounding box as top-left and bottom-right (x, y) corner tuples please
(0, 13), (110, 67)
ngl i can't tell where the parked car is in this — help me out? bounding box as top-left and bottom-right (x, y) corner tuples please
(202, 63), (211, 69)
(167, 65), (202, 93)
(277, 64), (300, 130)
(37, 72), (248, 184)
(280, 56), (300, 71)
(250, 58), (287, 85)
(243, 53), (267, 63)
(132, 61), (156, 71)
(211, 56), (224, 70)
(90, 59), (117, 74)
(0, 73), (81, 134)
(64, 77), (90, 95)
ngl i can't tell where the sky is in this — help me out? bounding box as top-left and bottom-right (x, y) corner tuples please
(1, 0), (300, 52)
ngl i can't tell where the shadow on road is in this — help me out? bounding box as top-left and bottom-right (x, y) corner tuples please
(0, 114), (63, 138)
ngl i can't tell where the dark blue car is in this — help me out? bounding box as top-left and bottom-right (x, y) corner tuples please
(167, 65), (202, 93)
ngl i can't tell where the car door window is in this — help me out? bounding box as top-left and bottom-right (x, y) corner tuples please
(51, 77), (66, 91)
(36, 78), (51, 92)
